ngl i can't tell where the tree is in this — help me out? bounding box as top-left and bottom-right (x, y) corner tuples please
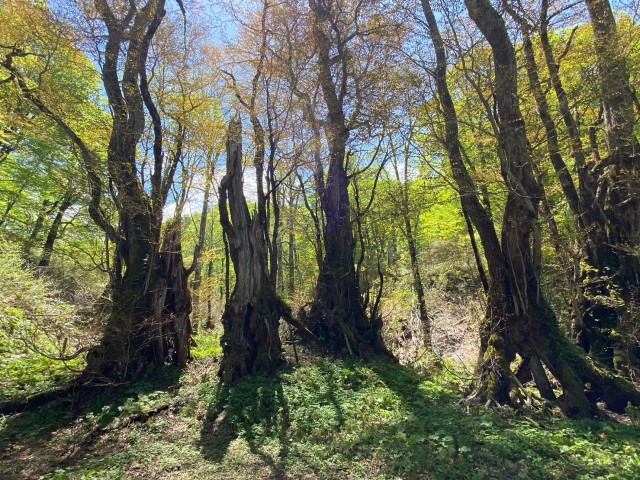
(417, 0), (640, 416)
(581, 0), (640, 371)
(300, 0), (390, 356)
(217, 117), (286, 382)
(1, 0), (199, 379)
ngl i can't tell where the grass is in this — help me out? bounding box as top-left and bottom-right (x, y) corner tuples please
(1, 333), (639, 479)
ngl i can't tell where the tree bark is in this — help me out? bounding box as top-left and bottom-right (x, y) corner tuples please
(419, 0), (640, 415)
(217, 118), (286, 384)
(84, 0), (192, 380)
(535, 0), (622, 364)
(583, 0), (640, 370)
(422, 0), (512, 404)
(303, 0), (387, 356)
(156, 215), (192, 367)
(461, 0), (640, 416)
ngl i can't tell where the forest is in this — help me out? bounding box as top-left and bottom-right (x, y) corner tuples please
(1, 0), (640, 478)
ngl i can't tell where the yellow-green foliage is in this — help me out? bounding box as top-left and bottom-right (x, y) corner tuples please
(0, 242), (85, 402)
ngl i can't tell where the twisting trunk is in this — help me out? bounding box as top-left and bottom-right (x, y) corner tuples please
(303, 0), (387, 356)
(464, 0), (597, 415)
(422, 0), (512, 404)
(218, 119), (286, 383)
(535, 0), (625, 364)
(460, 0), (640, 416)
(38, 191), (73, 267)
(83, 0), (191, 380)
(2, 0), (192, 380)
(583, 0), (640, 371)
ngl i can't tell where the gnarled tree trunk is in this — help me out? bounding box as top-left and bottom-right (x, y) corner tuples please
(583, 0), (640, 371)
(465, 0), (640, 416)
(85, 0), (192, 380)
(421, 0), (640, 416)
(217, 119), (285, 384)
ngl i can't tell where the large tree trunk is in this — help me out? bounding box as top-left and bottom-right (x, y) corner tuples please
(1, 0), (192, 381)
(583, 0), (640, 371)
(419, 0), (640, 415)
(422, 0), (513, 404)
(303, 0), (387, 356)
(85, 0), (191, 380)
(527, 0), (640, 367)
(463, 0), (640, 416)
(155, 215), (192, 367)
(217, 119), (285, 384)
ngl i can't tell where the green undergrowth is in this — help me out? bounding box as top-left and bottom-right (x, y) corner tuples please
(1, 354), (639, 479)
(0, 243), (86, 402)
(191, 331), (223, 359)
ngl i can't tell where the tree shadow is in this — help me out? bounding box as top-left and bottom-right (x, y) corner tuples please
(0, 366), (183, 477)
(198, 371), (292, 478)
(364, 358), (640, 479)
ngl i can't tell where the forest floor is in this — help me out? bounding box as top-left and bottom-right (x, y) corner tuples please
(1, 333), (640, 480)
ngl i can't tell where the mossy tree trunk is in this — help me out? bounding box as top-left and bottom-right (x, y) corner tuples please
(421, 0), (640, 416)
(582, 0), (640, 370)
(466, 0), (640, 416)
(422, 0), (512, 404)
(1, 0), (193, 381)
(85, 0), (192, 380)
(515, 0), (640, 369)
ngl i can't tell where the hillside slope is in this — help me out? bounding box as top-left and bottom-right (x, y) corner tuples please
(1, 348), (639, 480)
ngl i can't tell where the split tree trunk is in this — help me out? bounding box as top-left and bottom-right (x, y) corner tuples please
(423, 0), (640, 416)
(466, 0), (640, 416)
(85, 0), (192, 380)
(154, 215), (192, 367)
(217, 119), (285, 384)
